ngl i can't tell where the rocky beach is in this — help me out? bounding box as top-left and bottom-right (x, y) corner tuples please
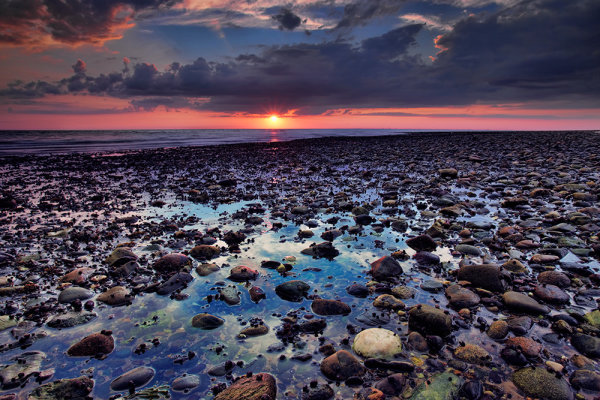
(1, 130), (600, 400)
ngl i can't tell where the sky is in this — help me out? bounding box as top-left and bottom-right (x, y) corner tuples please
(0, 0), (599, 130)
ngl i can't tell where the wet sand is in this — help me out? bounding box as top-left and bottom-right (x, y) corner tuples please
(1, 130), (600, 400)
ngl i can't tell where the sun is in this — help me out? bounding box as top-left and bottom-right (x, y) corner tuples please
(270, 115), (279, 122)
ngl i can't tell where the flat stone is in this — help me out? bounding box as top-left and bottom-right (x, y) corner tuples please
(67, 332), (114, 357)
(352, 328), (402, 360)
(228, 265), (258, 282)
(97, 286), (132, 306)
(152, 253), (192, 274)
(445, 285), (480, 308)
(457, 264), (507, 292)
(191, 313), (224, 329)
(58, 287), (93, 304)
(311, 299), (351, 316)
(454, 344), (490, 365)
(410, 371), (463, 400)
(171, 374), (200, 392)
(320, 350), (365, 381)
(28, 376), (94, 400)
(47, 311), (97, 329)
(110, 366), (155, 391)
(408, 304), (452, 336)
(0, 351), (46, 389)
(156, 272), (193, 295)
(503, 291), (550, 315)
(214, 373), (276, 400)
(275, 280), (310, 302)
(572, 334), (600, 358)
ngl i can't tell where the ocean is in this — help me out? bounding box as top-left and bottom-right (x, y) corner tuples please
(0, 129), (426, 156)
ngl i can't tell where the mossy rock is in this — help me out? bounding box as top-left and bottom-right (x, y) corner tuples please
(512, 366), (573, 400)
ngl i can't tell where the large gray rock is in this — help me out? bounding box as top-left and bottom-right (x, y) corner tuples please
(502, 291), (550, 315)
(352, 328), (402, 360)
(457, 264), (508, 292)
(110, 366), (155, 391)
(370, 256), (403, 281)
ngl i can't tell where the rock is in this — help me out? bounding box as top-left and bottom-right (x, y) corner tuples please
(57, 287), (93, 304)
(67, 331), (114, 357)
(507, 315), (533, 335)
(454, 344), (490, 365)
(218, 286), (240, 305)
(249, 286), (266, 303)
(0, 315), (17, 331)
(373, 294), (405, 310)
(455, 244), (482, 256)
(311, 299), (351, 316)
(275, 280), (310, 302)
(571, 369), (600, 392)
(298, 230), (314, 238)
(370, 256), (403, 281)
(406, 234), (437, 252)
(214, 373), (276, 400)
(502, 259), (527, 273)
(457, 264), (508, 292)
(320, 350), (365, 381)
(439, 168), (458, 178)
(28, 376), (94, 400)
(196, 263), (219, 276)
(156, 272), (193, 295)
(374, 373), (406, 396)
(410, 371), (463, 400)
(171, 374), (200, 392)
(391, 285), (415, 299)
(346, 284), (369, 298)
(105, 247), (137, 267)
(407, 331), (429, 352)
(530, 254), (560, 264)
(503, 291), (550, 314)
(352, 328), (402, 360)
(152, 253), (192, 274)
(420, 280), (443, 292)
(584, 310), (600, 328)
(414, 251), (440, 265)
(110, 366), (155, 391)
(321, 229), (342, 241)
(191, 313), (224, 329)
(512, 366), (573, 400)
(292, 206), (309, 215)
(487, 320), (508, 339)
(97, 286), (132, 306)
(408, 304), (452, 336)
(223, 231), (246, 246)
(239, 323), (269, 337)
(445, 285), (480, 308)
(302, 382), (334, 400)
(0, 351), (46, 389)
(572, 334), (600, 358)
(534, 284), (570, 304)
(228, 265), (258, 282)
(505, 337), (542, 357)
(60, 267), (94, 285)
(47, 311), (97, 329)
(299, 318), (327, 333)
(538, 270), (570, 288)
(300, 242), (339, 260)
(190, 245), (220, 260)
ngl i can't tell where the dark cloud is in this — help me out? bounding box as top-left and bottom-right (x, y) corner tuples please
(72, 59), (87, 74)
(335, 0), (406, 29)
(2, 0), (599, 114)
(0, 0), (181, 45)
(272, 8), (303, 30)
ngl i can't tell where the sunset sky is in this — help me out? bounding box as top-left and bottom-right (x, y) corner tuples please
(0, 0), (598, 130)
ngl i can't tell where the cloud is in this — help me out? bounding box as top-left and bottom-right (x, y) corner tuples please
(0, 0), (181, 47)
(72, 59), (87, 74)
(272, 8), (303, 30)
(399, 14), (452, 31)
(335, 0), (407, 29)
(1, 0), (599, 115)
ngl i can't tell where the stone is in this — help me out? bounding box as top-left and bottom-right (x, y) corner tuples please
(502, 259), (527, 273)
(457, 264), (507, 292)
(302, 383), (334, 400)
(505, 337), (542, 357)
(228, 265), (258, 282)
(572, 334), (600, 358)
(0, 315), (17, 332)
(47, 311), (97, 329)
(370, 256), (403, 281)
(239, 324), (269, 337)
(455, 244), (482, 256)
(110, 366), (155, 391)
(439, 168), (458, 178)
(196, 263), (220, 276)
(584, 310), (600, 328)
(97, 286), (132, 306)
(487, 320), (509, 339)
(311, 299), (351, 316)
(373, 294), (405, 310)
(391, 285), (415, 299)
(374, 373), (406, 396)
(503, 291), (550, 314)
(346, 284), (369, 298)
(275, 280), (310, 302)
(406, 234), (437, 252)
(223, 231), (246, 246)
(352, 328), (402, 360)
(507, 315), (532, 335)
(534, 284), (570, 305)
(171, 374), (200, 392)
(414, 251), (440, 265)
(191, 313), (224, 329)
(156, 272), (193, 295)
(408, 304), (452, 336)
(512, 367), (573, 400)
(190, 245), (220, 260)
(152, 253), (192, 274)
(410, 371), (463, 400)
(420, 280), (443, 292)
(218, 286), (240, 305)
(67, 331), (114, 357)
(570, 369), (600, 392)
(57, 287), (93, 304)
(538, 270), (570, 288)
(249, 286), (266, 303)
(407, 331), (429, 352)
(301, 242), (339, 260)
(0, 351), (46, 389)
(28, 376), (94, 400)
(320, 350), (365, 381)
(60, 267), (94, 285)
(105, 247), (137, 267)
(454, 344), (490, 365)
(445, 285), (480, 308)
(214, 373), (276, 400)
